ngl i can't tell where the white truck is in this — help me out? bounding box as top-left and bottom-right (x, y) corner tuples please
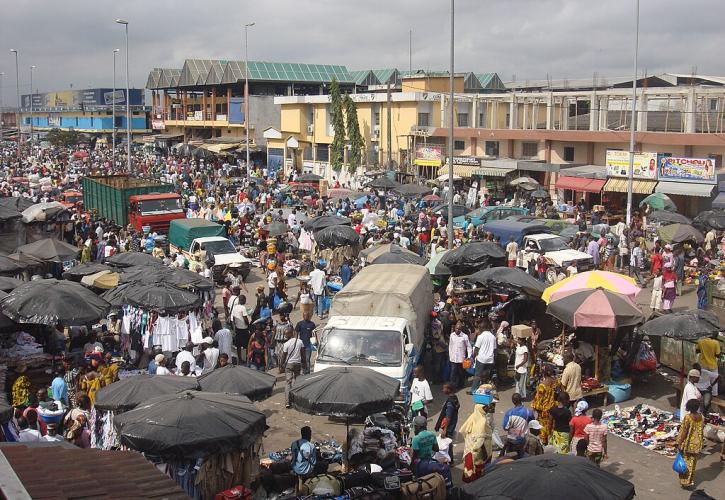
(517, 233), (594, 282)
(168, 219), (251, 282)
(314, 264), (433, 403)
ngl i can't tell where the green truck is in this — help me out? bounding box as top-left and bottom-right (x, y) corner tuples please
(82, 175), (185, 233)
(168, 219), (251, 282)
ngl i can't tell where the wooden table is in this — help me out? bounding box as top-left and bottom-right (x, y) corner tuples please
(582, 385), (609, 407)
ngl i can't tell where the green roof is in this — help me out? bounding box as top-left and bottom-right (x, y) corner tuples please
(476, 73), (504, 89)
(372, 69), (399, 85)
(245, 61), (354, 83)
(348, 70), (373, 85)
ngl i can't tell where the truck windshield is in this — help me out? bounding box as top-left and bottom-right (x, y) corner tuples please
(537, 237), (569, 252)
(138, 198), (184, 214)
(200, 239), (236, 255)
(318, 328), (401, 366)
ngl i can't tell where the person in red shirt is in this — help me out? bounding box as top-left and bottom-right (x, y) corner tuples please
(568, 400), (592, 453)
(650, 242), (663, 276)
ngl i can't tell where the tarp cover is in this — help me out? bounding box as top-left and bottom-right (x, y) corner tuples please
(197, 365), (276, 400)
(95, 374), (200, 411)
(638, 310), (721, 340)
(693, 210), (725, 231)
(63, 262), (115, 281)
(14, 238), (79, 263)
(106, 252), (164, 268)
(313, 225), (360, 249)
(304, 215), (351, 232)
(289, 367), (399, 418)
(439, 241), (506, 276)
(465, 267), (545, 297)
(365, 243), (426, 266)
(0, 279), (110, 325)
(114, 391), (264, 459)
(330, 264), (432, 346)
(168, 218), (225, 251)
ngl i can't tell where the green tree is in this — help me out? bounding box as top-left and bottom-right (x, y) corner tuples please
(329, 78), (346, 171)
(46, 128), (81, 148)
(344, 94), (364, 174)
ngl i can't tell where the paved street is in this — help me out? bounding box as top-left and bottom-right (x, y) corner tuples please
(239, 267), (724, 499)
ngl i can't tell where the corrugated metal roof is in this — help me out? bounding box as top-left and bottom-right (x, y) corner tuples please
(655, 181), (715, 197)
(220, 61), (245, 85)
(145, 68), (162, 89)
(372, 69), (399, 85)
(178, 59), (214, 86)
(204, 60), (225, 85)
(0, 445), (188, 500)
(558, 164), (607, 179)
(157, 68), (181, 88)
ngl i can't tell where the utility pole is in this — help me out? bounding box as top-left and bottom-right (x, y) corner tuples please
(447, 0), (455, 249)
(386, 82), (392, 171)
(626, 0), (640, 226)
(115, 19), (131, 173)
(244, 22), (255, 180)
(409, 29), (412, 76)
(0, 72), (4, 142)
(29, 65), (35, 143)
(112, 48), (119, 168)
(10, 49), (20, 160)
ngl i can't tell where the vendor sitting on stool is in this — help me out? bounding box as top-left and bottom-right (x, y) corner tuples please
(412, 415), (453, 489)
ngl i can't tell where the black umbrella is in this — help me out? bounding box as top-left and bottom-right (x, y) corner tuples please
(106, 251), (164, 268)
(0, 206), (22, 222)
(0, 197), (36, 212)
(95, 374), (200, 411)
(439, 241), (507, 276)
(114, 391), (264, 459)
(0, 276), (23, 292)
(313, 225), (360, 249)
(648, 210), (692, 225)
(125, 282), (202, 313)
(368, 244), (426, 266)
(465, 267), (545, 297)
(393, 184), (432, 197)
(367, 176), (400, 190)
(192, 147), (215, 160)
(101, 282), (145, 308)
(657, 223), (704, 244)
(62, 262), (115, 281)
(461, 454), (635, 500)
(693, 210), (725, 231)
(14, 238), (79, 262)
(197, 364), (276, 400)
(290, 367), (399, 418)
(304, 215), (352, 232)
(0, 254), (27, 273)
(530, 188), (550, 200)
(120, 266), (213, 292)
(0, 279), (110, 325)
(263, 222), (290, 237)
(0, 290), (17, 331)
(296, 173), (323, 182)
(639, 310), (721, 341)
(0, 399), (13, 424)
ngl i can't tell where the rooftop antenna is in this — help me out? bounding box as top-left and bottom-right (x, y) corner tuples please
(546, 73), (552, 91)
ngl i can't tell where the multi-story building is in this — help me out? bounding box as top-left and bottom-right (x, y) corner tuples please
(19, 88), (148, 139)
(273, 72), (725, 215)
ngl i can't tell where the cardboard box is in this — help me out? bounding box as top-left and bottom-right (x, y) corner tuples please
(511, 324), (533, 339)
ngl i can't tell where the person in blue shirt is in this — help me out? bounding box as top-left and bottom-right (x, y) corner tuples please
(502, 393), (535, 457)
(340, 260), (352, 286)
(51, 368), (69, 406)
(291, 426), (317, 491)
(295, 319), (316, 374)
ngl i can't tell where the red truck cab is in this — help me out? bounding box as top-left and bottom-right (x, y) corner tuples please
(128, 193), (185, 233)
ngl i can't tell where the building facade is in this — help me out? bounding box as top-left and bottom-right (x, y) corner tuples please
(19, 88), (148, 138)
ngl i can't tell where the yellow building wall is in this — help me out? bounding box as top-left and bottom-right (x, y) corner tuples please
(281, 104), (305, 134)
(402, 76), (464, 93)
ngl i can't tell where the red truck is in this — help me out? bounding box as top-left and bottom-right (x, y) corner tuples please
(82, 176), (185, 233)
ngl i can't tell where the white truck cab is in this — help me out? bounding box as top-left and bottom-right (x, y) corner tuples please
(518, 233), (594, 282)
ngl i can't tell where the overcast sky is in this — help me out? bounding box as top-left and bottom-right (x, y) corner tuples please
(1, 0), (724, 105)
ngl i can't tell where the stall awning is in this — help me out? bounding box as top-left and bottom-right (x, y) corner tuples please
(655, 181), (715, 198)
(437, 165), (475, 178)
(712, 192), (725, 209)
(153, 133), (184, 140)
(603, 178), (657, 194)
(473, 167), (515, 177)
(555, 176), (606, 193)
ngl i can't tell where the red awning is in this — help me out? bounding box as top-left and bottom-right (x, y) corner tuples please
(555, 176), (606, 193)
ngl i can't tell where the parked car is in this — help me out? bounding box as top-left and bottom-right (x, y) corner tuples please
(453, 206), (529, 228)
(517, 234), (595, 282)
(430, 203), (469, 219)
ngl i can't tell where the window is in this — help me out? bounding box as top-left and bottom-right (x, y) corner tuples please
(563, 146), (575, 162)
(316, 144), (329, 162)
(374, 111), (380, 127)
(522, 142), (538, 158)
(303, 146), (313, 161)
(454, 140), (465, 151)
(308, 104), (314, 126)
(325, 105), (333, 136)
(710, 99), (718, 111)
(485, 141), (499, 157)
(417, 112), (430, 127)
(457, 113), (469, 127)
(478, 112), (486, 127)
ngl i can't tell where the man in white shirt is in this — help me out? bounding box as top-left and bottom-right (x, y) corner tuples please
(287, 209), (297, 228)
(213, 319), (234, 362)
(680, 369), (702, 420)
(308, 265), (327, 319)
(471, 323), (497, 393)
(448, 322), (472, 390)
(17, 419), (41, 442)
(229, 290), (251, 363)
(175, 342), (197, 375)
(281, 327), (305, 408)
(200, 336), (220, 375)
(505, 238), (518, 268)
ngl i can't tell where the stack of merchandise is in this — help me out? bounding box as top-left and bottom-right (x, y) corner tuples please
(603, 404), (680, 457)
(0, 363), (8, 407)
(0, 332), (50, 368)
(581, 377), (603, 393)
(282, 259), (301, 277)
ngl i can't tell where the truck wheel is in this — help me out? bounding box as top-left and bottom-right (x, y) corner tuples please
(546, 268), (558, 283)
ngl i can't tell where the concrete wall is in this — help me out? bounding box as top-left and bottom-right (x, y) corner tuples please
(249, 95), (279, 146)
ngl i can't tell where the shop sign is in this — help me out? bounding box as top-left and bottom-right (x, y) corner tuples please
(151, 119), (165, 130)
(658, 156), (716, 183)
(48, 116), (61, 127)
(193, 111), (203, 121)
(605, 150), (657, 179)
(453, 156), (480, 167)
(414, 145), (442, 166)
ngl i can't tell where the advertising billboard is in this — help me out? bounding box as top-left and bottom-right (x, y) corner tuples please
(605, 150), (657, 180)
(658, 156), (716, 184)
(21, 88), (143, 110)
(414, 145), (442, 166)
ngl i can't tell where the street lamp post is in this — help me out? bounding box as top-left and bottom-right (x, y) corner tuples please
(10, 49), (19, 159)
(116, 19), (131, 173)
(29, 65), (35, 143)
(626, 0), (640, 226)
(0, 72), (4, 141)
(447, 0), (454, 249)
(244, 22), (255, 180)
(112, 48), (120, 168)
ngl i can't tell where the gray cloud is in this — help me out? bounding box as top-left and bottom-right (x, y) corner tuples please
(1, 0), (724, 104)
